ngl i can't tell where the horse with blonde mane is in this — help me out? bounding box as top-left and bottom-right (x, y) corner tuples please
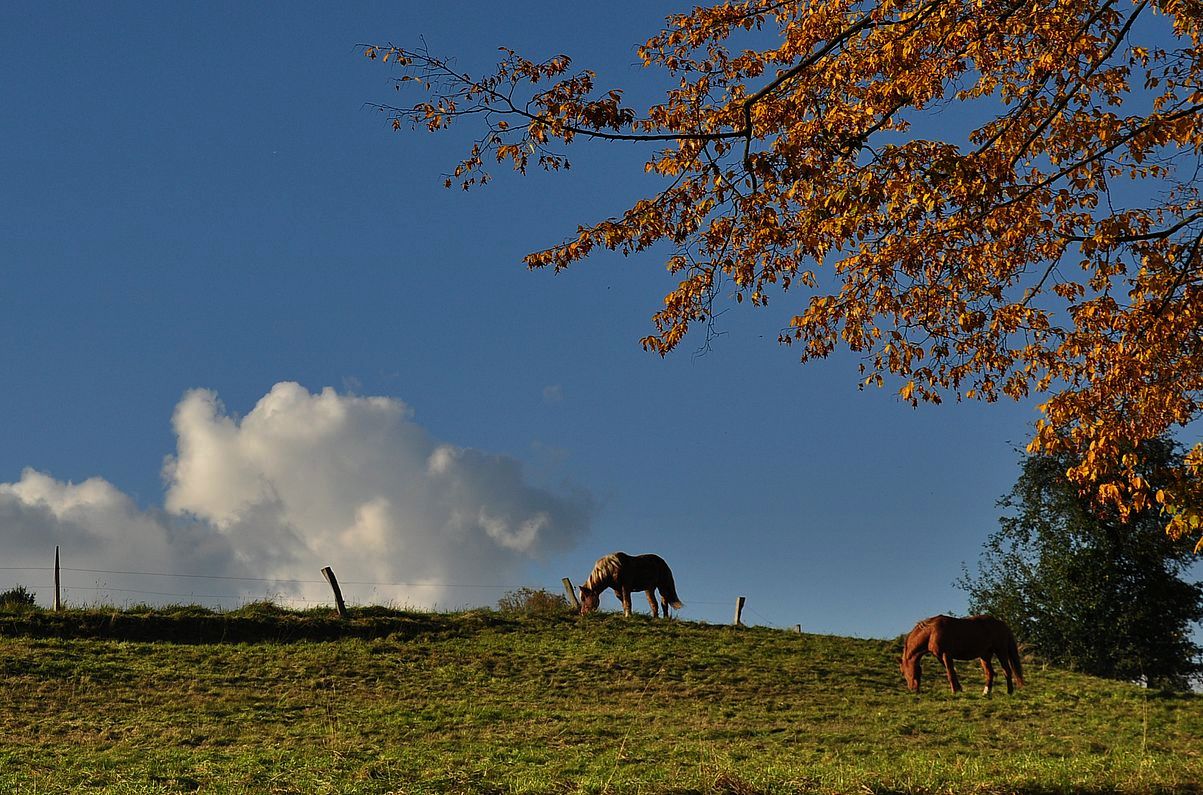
(579, 552), (682, 618)
(900, 614), (1025, 695)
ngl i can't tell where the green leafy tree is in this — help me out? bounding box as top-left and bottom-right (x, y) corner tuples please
(961, 438), (1203, 689)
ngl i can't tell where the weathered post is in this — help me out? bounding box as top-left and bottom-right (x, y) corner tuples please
(733, 595), (746, 626)
(320, 566), (348, 619)
(53, 545), (61, 612)
(561, 577), (580, 610)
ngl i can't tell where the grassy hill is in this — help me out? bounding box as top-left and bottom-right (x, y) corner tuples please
(0, 604), (1200, 794)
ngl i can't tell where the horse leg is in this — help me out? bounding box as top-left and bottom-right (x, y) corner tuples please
(979, 656), (995, 696)
(620, 587), (632, 617)
(645, 590), (659, 618)
(941, 653), (962, 694)
(997, 651), (1016, 694)
(659, 592), (670, 619)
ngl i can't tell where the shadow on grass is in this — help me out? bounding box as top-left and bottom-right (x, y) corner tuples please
(859, 790), (1202, 795)
(665, 782), (1203, 795)
(654, 768), (1203, 795)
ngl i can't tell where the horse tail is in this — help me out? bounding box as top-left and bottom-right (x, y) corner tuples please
(1007, 632), (1026, 688)
(660, 564), (683, 610)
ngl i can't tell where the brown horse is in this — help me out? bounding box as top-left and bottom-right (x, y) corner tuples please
(900, 615), (1025, 695)
(579, 552), (683, 618)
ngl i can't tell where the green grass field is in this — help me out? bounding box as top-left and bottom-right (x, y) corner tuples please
(1, 604), (1200, 794)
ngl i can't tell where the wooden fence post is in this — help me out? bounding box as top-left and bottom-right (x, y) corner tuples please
(561, 577), (580, 610)
(733, 595), (746, 626)
(320, 566), (348, 619)
(53, 545), (61, 612)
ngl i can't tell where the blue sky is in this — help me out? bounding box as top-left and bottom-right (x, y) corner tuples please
(0, 2), (1158, 637)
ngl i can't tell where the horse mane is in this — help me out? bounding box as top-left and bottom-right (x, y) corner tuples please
(910, 616), (936, 634)
(583, 553), (622, 591)
(903, 615), (949, 653)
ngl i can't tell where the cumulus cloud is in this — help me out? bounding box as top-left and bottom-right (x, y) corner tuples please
(0, 469), (242, 577)
(0, 382), (593, 608)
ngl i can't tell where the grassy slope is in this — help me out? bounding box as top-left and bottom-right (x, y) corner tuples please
(0, 607), (1200, 794)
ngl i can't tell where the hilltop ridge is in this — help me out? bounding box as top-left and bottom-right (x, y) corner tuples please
(0, 605), (1200, 793)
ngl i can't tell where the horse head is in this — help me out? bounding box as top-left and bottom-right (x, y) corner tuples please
(578, 585), (600, 615)
(900, 654), (920, 692)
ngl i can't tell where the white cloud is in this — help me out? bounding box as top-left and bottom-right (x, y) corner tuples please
(0, 382), (593, 608)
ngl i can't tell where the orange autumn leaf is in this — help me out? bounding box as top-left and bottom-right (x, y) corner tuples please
(366, 0), (1203, 544)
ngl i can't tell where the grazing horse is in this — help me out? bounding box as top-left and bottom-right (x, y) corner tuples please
(579, 552), (683, 618)
(900, 615), (1025, 695)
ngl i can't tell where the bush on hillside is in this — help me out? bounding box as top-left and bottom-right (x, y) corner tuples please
(0, 585), (38, 610)
(497, 587), (569, 616)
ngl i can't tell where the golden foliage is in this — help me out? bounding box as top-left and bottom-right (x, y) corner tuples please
(367, 0), (1203, 548)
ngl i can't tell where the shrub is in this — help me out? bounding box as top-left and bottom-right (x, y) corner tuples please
(0, 585), (38, 610)
(497, 587), (568, 616)
(228, 600), (292, 619)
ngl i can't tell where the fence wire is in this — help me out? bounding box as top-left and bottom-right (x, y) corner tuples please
(0, 563), (772, 625)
